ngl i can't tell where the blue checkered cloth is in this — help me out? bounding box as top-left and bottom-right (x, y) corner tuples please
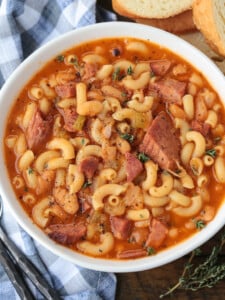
(0, 1), (117, 299)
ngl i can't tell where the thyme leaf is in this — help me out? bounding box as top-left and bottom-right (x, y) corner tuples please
(127, 65), (133, 75)
(121, 91), (127, 98)
(160, 228), (225, 298)
(195, 220), (206, 230)
(28, 167), (33, 174)
(119, 133), (134, 143)
(112, 67), (121, 81)
(82, 180), (92, 189)
(56, 54), (64, 62)
(205, 149), (217, 158)
(146, 246), (155, 256)
(137, 152), (150, 163)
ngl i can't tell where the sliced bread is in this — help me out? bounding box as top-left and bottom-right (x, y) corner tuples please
(112, 0), (193, 19)
(193, 0), (225, 56)
(135, 10), (196, 34)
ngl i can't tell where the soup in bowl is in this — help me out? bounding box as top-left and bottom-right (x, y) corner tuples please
(0, 22), (225, 272)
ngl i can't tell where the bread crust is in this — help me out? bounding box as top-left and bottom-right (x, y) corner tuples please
(135, 10), (196, 34)
(193, 0), (225, 56)
(112, 0), (193, 19)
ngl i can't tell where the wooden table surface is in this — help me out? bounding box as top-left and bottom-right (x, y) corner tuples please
(97, 1), (225, 299)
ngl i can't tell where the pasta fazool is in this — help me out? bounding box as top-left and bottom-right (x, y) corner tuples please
(4, 37), (225, 259)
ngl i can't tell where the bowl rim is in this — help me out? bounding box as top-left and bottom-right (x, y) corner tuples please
(0, 21), (225, 273)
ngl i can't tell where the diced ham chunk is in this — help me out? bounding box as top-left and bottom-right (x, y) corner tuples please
(83, 63), (98, 80)
(26, 107), (52, 151)
(117, 249), (147, 259)
(47, 222), (86, 245)
(78, 190), (92, 203)
(139, 111), (181, 170)
(149, 78), (186, 104)
(191, 119), (210, 137)
(81, 200), (92, 213)
(150, 59), (171, 76)
(130, 228), (149, 245)
(36, 170), (55, 195)
(55, 82), (76, 98)
(110, 216), (132, 240)
(79, 156), (99, 179)
(145, 218), (168, 249)
(124, 183), (144, 209)
(125, 152), (143, 182)
(53, 187), (79, 214)
(59, 107), (78, 132)
(78, 191), (92, 213)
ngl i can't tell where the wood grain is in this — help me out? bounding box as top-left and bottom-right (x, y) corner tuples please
(115, 229), (225, 300)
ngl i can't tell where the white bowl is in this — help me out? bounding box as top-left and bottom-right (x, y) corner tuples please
(0, 22), (225, 273)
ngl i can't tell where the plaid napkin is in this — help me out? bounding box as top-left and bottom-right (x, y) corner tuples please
(0, 0), (117, 299)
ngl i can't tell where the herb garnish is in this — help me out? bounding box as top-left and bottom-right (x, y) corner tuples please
(205, 149), (217, 158)
(56, 54), (65, 62)
(121, 91), (127, 98)
(160, 229), (225, 298)
(82, 181), (92, 189)
(137, 152), (150, 163)
(119, 133), (134, 143)
(195, 219), (206, 230)
(127, 66), (133, 75)
(112, 67), (121, 81)
(28, 167), (33, 174)
(146, 247), (155, 256)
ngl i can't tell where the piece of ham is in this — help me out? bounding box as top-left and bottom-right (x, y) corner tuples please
(145, 218), (168, 249)
(191, 119), (210, 137)
(58, 107), (78, 132)
(117, 249), (147, 259)
(129, 228), (149, 246)
(26, 107), (52, 151)
(149, 78), (186, 104)
(125, 152), (143, 182)
(55, 82), (76, 98)
(36, 170), (55, 195)
(110, 216), (132, 240)
(53, 187), (79, 215)
(150, 59), (171, 76)
(80, 200), (92, 213)
(139, 111), (181, 171)
(83, 63), (98, 81)
(47, 222), (86, 245)
(79, 156), (99, 179)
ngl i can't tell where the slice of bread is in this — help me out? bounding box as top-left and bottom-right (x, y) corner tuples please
(193, 0), (225, 56)
(135, 10), (196, 34)
(112, 0), (193, 19)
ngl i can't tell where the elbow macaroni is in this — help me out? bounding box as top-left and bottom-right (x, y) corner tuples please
(92, 184), (127, 210)
(149, 172), (173, 197)
(47, 138), (75, 160)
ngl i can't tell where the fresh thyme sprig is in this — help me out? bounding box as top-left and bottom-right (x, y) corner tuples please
(160, 229), (225, 298)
